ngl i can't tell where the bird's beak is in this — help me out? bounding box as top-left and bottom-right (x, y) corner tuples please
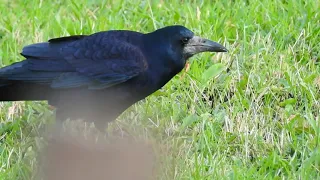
(183, 36), (228, 58)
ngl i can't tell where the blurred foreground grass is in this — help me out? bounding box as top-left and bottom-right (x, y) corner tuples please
(0, 0), (319, 179)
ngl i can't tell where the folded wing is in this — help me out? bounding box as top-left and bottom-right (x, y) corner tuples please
(0, 32), (148, 90)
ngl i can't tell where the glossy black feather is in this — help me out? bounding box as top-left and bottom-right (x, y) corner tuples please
(0, 28), (155, 128)
(0, 25), (227, 130)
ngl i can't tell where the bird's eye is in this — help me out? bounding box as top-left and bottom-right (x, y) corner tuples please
(181, 37), (189, 44)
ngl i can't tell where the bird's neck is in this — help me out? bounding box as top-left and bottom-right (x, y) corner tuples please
(138, 34), (186, 91)
(142, 57), (184, 94)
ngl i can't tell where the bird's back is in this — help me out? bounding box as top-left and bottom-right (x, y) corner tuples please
(0, 30), (151, 126)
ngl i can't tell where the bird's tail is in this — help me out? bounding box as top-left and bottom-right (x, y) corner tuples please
(0, 83), (26, 101)
(0, 80), (13, 100)
(0, 61), (46, 101)
(0, 79), (10, 87)
(0, 82), (50, 101)
(0, 62), (22, 101)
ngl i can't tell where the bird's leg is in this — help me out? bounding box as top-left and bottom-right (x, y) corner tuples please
(93, 119), (109, 133)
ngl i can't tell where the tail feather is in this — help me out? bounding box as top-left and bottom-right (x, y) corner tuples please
(0, 80), (11, 87)
(0, 83), (50, 101)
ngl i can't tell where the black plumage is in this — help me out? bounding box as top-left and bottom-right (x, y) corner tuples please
(0, 25), (227, 128)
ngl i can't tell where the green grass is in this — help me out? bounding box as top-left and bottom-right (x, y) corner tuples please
(0, 0), (319, 179)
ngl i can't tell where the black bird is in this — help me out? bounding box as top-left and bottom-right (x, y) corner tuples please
(0, 25), (227, 129)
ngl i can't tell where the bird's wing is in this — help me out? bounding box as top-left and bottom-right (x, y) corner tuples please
(58, 32), (148, 89)
(1, 32), (147, 89)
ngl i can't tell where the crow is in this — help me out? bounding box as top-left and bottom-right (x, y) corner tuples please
(0, 25), (227, 129)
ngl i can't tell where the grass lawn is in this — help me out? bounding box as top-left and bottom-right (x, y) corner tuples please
(0, 0), (319, 179)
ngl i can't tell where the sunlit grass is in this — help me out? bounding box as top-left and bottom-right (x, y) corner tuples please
(0, 0), (319, 179)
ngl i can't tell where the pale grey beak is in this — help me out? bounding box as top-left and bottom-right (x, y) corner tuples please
(183, 36), (228, 58)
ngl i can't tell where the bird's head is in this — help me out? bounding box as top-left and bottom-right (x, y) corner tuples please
(146, 25), (228, 67)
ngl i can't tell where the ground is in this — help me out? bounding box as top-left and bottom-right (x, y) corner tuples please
(0, 0), (319, 179)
